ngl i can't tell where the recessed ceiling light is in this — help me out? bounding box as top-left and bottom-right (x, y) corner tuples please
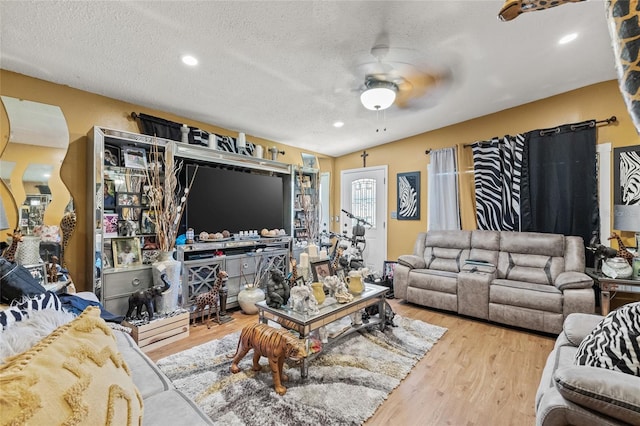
(181, 55), (198, 66)
(333, 121), (344, 128)
(558, 33), (578, 45)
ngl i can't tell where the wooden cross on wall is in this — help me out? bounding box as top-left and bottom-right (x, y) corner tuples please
(361, 150), (369, 167)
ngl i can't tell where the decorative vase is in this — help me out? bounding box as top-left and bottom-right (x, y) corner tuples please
(237, 286), (266, 314)
(311, 282), (325, 305)
(15, 235), (42, 265)
(152, 250), (182, 314)
(602, 257), (633, 279)
(346, 272), (364, 295)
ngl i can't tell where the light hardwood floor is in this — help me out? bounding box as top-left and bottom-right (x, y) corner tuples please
(147, 299), (556, 426)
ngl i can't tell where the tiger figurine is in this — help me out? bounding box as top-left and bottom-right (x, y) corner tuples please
(228, 323), (307, 395)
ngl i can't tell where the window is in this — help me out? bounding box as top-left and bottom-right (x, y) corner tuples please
(351, 178), (376, 227)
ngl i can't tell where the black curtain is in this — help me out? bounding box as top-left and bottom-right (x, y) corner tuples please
(520, 124), (599, 247)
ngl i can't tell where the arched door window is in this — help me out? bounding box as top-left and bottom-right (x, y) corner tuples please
(351, 178), (376, 227)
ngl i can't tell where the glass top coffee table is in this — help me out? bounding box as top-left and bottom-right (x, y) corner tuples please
(256, 283), (388, 378)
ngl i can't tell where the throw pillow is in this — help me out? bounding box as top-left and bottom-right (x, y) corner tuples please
(0, 291), (63, 330)
(0, 258), (46, 304)
(0, 306), (143, 425)
(575, 302), (640, 377)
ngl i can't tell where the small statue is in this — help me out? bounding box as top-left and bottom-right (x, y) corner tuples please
(265, 269), (290, 308)
(228, 323), (307, 395)
(47, 256), (59, 283)
(126, 274), (171, 320)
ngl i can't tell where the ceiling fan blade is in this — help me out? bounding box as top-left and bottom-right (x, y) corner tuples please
(394, 72), (442, 109)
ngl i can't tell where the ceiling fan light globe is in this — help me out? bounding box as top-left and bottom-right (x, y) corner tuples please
(360, 83), (397, 111)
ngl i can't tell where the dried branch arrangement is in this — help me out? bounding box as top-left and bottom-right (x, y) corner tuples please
(297, 167), (318, 243)
(144, 141), (198, 252)
(241, 255), (279, 289)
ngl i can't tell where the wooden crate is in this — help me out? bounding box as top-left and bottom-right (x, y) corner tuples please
(124, 312), (190, 353)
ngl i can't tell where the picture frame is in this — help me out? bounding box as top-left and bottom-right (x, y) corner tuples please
(141, 235), (158, 250)
(104, 180), (116, 210)
(103, 212), (119, 238)
(140, 209), (156, 234)
(335, 267), (346, 283)
(294, 276), (306, 287)
(103, 243), (113, 269)
(310, 259), (332, 282)
(104, 144), (120, 167)
(117, 219), (139, 237)
(383, 261), (397, 281)
(301, 152), (318, 169)
(397, 171), (421, 220)
(142, 249), (159, 265)
(112, 237), (142, 268)
(23, 263), (47, 287)
(116, 192), (141, 208)
(119, 207), (142, 221)
(122, 145), (148, 169)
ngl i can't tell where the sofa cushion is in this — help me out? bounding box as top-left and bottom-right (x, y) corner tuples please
(497, 252), (564, 285)
(410, 269), (458, 293)
(424, 247), (468, 273)
(142, 389), (213, 426)
(0, 306), (143, 425)
(575, 302), (640, 377)
(554, 365), (640, 425)
(115, 330), (172, 399)
(491, 279), (563, 313)
(499, 231), (565, 257)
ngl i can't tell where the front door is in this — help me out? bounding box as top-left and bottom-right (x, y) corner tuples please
(340, 166), (387, 274)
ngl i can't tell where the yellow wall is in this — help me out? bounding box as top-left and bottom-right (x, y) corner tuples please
(334, 80), (639, 262)
(1, 69), (638, 288)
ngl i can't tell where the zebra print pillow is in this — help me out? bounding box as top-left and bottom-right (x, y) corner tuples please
(575, 302), (640, 377)
(0, 291), (64, 330)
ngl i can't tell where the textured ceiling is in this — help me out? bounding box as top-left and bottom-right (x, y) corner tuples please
(0, 1), (617, 157)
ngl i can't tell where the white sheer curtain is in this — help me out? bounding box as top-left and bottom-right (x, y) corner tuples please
(427, 147), (461, 230)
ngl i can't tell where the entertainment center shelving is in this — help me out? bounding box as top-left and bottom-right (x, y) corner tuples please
(87, 126), (305, 315)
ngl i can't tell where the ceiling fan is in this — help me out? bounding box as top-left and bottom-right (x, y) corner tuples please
(356, 43), (450, 112)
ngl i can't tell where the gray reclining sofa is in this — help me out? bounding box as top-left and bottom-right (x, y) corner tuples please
(393, 230), (595, 334)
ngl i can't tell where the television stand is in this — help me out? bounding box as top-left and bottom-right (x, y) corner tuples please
(177, 237), (291, 318)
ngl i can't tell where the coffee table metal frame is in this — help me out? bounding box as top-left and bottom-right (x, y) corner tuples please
(256, 283), (388, 378)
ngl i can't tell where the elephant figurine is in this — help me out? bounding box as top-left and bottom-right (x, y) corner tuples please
(126, 273), (171, 320)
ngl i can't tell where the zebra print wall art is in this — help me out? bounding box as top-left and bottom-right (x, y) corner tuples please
(613, 145), (640, 231)
(397, 171), (420, 220)
(471, 134), (525, 231)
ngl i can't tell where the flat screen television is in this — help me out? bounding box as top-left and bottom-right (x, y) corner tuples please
(184, 163), (286, 235)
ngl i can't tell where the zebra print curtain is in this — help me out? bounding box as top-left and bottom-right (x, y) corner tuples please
(428, 147), (461, 230)
(520, 125), (598, 245)
(471, 134), (525, 231)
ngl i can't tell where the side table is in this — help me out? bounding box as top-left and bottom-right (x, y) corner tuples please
(585, 267), (640, 315)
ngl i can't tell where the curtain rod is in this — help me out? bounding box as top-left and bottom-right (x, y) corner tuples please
(462, 116), (617, 148)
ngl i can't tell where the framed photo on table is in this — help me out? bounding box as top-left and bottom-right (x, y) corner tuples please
(122, 146), (148, 169)
(310, 259), (333, 282)
(112, 237), (142, 268)
(116, 192), (141, 207)
(104, 144), (120, 167)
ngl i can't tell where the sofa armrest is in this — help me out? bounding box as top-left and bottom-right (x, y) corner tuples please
(554, 271), (593, 291)
(398, 254), (426, 270)
(562, 313), (603, 346)
(554, 366), (640, 425)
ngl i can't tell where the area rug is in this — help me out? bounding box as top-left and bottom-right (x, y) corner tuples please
(156, 315), (447, 426)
